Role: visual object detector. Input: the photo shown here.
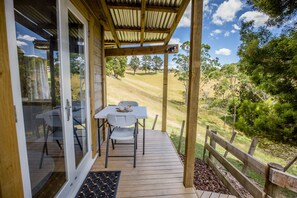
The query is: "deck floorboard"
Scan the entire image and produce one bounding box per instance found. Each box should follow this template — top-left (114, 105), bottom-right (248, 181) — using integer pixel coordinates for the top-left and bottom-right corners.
top-left (91, 130), bottom-right (197, 198)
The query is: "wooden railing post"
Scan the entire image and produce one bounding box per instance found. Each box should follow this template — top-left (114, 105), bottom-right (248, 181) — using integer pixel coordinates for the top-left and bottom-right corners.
top-left (152, 114), bottom-right (158, 130)
top-left (223, 131), bottom-right (237, 157)
top-left (202, 125), bottom-right (209, 162)
top-left (177, 120), bottom-right (185, 154)
top-left (264, 163), bottom-right (284, 197)
top-left (242, 137), bottom-right (258, 174)
top-left (209, 130), bottom-right (217, 161)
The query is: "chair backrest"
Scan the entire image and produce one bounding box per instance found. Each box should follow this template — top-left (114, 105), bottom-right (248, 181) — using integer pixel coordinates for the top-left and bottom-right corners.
top-left (43, 110), bottom-right (62, 128)
top-left (118, 101), bottom-right (139, 107)
top-left (107, 114), bottom-right (137, 127)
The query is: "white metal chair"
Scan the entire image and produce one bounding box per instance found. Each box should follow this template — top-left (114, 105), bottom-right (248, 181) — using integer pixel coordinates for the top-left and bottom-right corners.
top-left (105, 114), bottom-right (137, 168)
top-left (118, 101), bottom-right (139, 107)
top-left (39, 110), bottom-right (82, 168)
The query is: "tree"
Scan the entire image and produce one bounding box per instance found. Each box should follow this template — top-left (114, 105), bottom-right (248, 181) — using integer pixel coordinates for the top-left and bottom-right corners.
top-left (247, 0), bottom-right (297, 26)
top-left (129, 56), bottom-right (140, 75)
top-left (239, 22), bottom-right (297, 109)
top-left (142, 55), bottom-right (152, 73)
top-left (152, 55), bottom-right (163, 73)
top-left (106, 56), bottom-right (127, 78)
top-left (236, 4), bottom-right (297, 144)
top-left (173, 41), bottom-right (220, 104)
top-left (173, 41), bottom-right (190, 104)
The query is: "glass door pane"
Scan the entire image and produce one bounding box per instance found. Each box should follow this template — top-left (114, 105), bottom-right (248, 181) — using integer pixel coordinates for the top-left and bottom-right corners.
top-left (13, 0), bottom-right (66, 197)
top-left (68, 11), bottom-right (89, 167)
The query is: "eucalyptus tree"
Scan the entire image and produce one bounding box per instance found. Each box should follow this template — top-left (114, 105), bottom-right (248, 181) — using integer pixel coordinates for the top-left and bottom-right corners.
top-left (152, 55), bottom-right (163, 73)
top-left (142, 55), bottom-right (152, 73)
top-left (129, 56), bottom-right (140, 75)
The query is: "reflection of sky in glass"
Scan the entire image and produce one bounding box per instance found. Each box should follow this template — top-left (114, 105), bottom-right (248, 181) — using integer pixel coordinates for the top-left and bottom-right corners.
top-left (15, 22), bottom-right (56, 59)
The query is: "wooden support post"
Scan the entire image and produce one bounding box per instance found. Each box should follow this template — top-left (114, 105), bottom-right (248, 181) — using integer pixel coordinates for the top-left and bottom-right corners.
top-left (223, 131), bottom-right (237, 157)
top-left (183, 0), bottom-right (203, 188)
top-left (202, 126), bottom-right (209, 162)
top-left (284, 155), bottom-right (297, 172)
top-left (264, 163), bottom-right (284, 197)
top-left (209, 130), bottom-right (217, 161)
top-left (162, 54), bottom-right (168, 132)
top-left (242, 137), bottom-right (258, 174)
top-left (89, 18), bottom-right (97, 158)
top-left (177, 120), bottom-right (185, 154)
top-left (152, 114), bottom-right (158, 130)
top-left (101, 25), bottom-right (107, 141)
top-left (0, 0), bottom-right (24, 196)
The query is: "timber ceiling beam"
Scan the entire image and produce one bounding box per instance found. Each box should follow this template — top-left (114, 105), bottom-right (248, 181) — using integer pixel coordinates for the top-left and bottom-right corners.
top-left (140, 0), bottom-right (146, 46)
top-left (114, 27), bottom-right (170, 34)
top-left (106, 3), bottom-right (179, 13)
top-left (104, 40), bottom-right (165, 46)
top-left (100, 0), bottom-right (121, 48)
top-left (105, 44), bottom-right (178, 56)
top-left (164, 0), bottom-right (190, 44)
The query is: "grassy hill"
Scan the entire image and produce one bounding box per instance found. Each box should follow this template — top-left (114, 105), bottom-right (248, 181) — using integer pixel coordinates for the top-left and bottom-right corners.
top-left (106, 70), bottom-right (297, 180)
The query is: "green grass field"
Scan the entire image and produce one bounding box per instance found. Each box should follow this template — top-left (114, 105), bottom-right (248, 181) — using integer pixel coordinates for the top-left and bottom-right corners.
top-left (106, 70), bottom-right (297, 182)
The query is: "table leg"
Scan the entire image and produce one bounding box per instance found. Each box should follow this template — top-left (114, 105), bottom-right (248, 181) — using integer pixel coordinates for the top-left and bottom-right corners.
top-left (143, 119), bottom-right (145, 155)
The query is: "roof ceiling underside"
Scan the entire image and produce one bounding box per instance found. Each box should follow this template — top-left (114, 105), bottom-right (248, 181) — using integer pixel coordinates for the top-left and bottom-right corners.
top-left (102, 0), bottom-right (189, 47)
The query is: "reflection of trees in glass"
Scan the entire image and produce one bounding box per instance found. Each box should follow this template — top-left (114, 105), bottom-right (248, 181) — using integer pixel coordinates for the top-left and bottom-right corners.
top-left (18, 47), bottom-right (50, 100)
top-left (70, 53), bottom-right (86, 101)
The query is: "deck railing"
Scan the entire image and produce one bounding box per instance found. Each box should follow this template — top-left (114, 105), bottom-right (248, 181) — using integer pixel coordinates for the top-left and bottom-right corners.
top-left (202, 126), bottom-right (297, 198)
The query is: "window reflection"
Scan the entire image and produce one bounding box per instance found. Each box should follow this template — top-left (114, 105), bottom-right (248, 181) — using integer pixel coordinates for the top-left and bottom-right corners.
top-left (14, 0), bottom-right (66, 197)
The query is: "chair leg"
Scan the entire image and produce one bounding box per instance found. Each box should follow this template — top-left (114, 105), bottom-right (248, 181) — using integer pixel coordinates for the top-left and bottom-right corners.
top-left (111, 139), bottom-right (115, 150)
top-left (134, 136), bottom-right (136, 168)
top-left (56, 140), bottom-right (63, 150)
top-left (105, 131), bottom-right (111, 168)
top-left (39, 127), bottom-right (50, 169)
top-left (74, 128), bottom-right (83, 150)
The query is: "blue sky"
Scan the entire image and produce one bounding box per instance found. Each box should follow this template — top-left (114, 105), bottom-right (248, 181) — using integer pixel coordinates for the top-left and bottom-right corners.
top-left (16, 0), bottom-right (273, 68)
top-left (168, 0), bottom-right (271, 67)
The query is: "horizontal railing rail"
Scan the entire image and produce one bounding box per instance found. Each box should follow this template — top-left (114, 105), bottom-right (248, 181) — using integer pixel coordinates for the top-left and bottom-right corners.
top-left (203, 126), bottom-right (297, 198)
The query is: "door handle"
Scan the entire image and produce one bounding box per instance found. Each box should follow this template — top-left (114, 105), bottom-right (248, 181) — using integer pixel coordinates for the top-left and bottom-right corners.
top-left (65, 99), bottom-right (72, 121)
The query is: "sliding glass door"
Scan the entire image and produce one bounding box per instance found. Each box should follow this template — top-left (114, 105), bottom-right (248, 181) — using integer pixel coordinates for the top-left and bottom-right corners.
top-left (6, 0), bottom-right (92, 197)
top-left (68, 10), bottom-right (89, 168)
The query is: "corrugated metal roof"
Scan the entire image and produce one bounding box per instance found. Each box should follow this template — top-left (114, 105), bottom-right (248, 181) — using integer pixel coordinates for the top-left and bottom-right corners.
top-left (110, 9), bottom-right (141, 27)
top-left (104, 0), bottom-right (188, 46)
top-left (146, 11), bottom-right (176, 29)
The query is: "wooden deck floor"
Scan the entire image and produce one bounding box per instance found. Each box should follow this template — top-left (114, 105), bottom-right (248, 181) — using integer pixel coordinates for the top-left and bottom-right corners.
top-left (91, 130), bottom-right (198, 198)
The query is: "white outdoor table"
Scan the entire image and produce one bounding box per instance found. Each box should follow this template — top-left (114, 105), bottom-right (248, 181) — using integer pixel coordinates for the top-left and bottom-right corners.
top-left (94, 106), bottom-right (148, 156)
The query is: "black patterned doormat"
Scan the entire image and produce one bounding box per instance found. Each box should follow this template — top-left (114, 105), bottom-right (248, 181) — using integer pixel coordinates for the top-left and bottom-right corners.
top-left (76, 171), bottom-right (121, 198)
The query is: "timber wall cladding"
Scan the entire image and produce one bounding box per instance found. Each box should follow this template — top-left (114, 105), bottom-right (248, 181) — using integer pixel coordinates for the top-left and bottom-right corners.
top-left (93, 23), bottom-right (103, 110)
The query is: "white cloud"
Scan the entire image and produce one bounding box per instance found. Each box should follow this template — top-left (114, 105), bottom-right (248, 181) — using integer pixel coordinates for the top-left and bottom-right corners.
top-left (178, 3), bottom-right (191, 27)
top-left (239, 11), bottom-right (269, 27)
top-left (224, 31), bottom-right (230, 37)
top-left (25, 55), bottom-right (42, 58)
top-left (178, 0), bottom-right (213, 28)
top-left (233, 24), bottom-right (241, 30)
top-left (215, 48), bottom-right (231, 56)
top-left (212, 0), bottom-right (243, 25)
top-left (231, 30), bottom-right (236, 33)
top-left (17, 34), bottom-right (36, 42)
top-left (17, 40), bottom-right (27, 47)
top-left (169, 37), bottom-right (183, 47)
top-left (210, 29), bottom-right (222, 37)
top-left (213, 29), bottom-right (222, 34)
